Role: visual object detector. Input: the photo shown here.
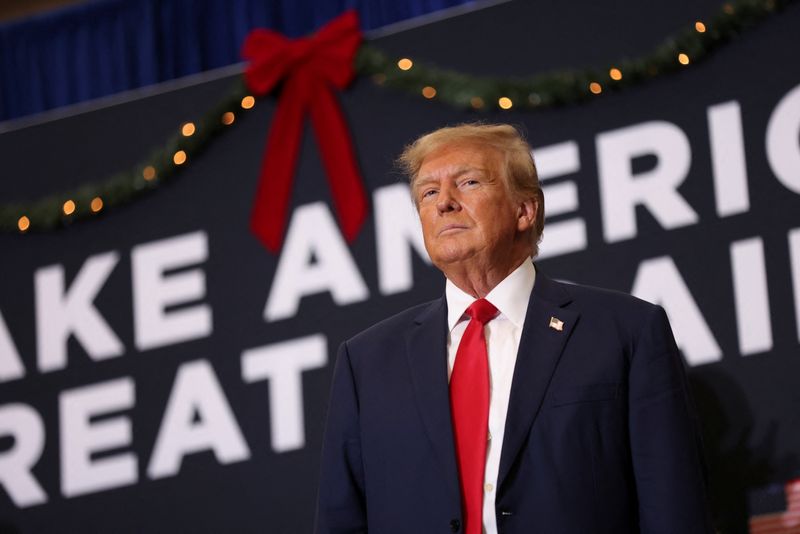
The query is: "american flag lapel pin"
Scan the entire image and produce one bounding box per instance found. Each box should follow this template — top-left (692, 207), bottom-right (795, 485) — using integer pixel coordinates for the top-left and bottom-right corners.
top-left (549, 316), bottom-right (564, 331)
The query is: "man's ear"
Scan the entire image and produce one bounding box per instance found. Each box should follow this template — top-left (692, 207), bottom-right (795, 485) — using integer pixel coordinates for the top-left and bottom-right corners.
top-left (517, 198), bottom-right (537, 232)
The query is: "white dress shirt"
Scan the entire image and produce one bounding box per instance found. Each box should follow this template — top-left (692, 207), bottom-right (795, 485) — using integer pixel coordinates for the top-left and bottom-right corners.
top-left (445, 259), bottom-right (536, 534)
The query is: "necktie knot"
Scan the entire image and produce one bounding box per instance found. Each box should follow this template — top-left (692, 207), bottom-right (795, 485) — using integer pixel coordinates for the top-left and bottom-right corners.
top-left (466, 298), bottom-right (498, 325)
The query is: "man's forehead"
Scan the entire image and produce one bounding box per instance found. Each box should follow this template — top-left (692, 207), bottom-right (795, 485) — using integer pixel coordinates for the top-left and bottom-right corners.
top-left (417, 143), bottom-right (501, 178)
top-left (416, 163), bottom-right (488, 183)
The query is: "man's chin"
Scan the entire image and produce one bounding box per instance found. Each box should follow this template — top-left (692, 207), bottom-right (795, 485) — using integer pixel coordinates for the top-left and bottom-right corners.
top-left (429, 247), bottom-right (478, 269)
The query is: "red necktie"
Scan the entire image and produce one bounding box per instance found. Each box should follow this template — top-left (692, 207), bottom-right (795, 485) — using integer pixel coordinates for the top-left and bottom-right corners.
top-left (450, 298), bottom-right (498, 534)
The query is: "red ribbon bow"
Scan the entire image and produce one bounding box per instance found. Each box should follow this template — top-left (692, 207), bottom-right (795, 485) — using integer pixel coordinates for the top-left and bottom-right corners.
top-left (242, 11), bottom-right (368, 252)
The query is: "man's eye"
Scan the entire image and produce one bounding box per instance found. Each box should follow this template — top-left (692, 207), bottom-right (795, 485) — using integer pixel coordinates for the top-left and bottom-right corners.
top-left (422, 189), bottom-right (437, 198)
top-left (461, 179), bottom-right (479, 187)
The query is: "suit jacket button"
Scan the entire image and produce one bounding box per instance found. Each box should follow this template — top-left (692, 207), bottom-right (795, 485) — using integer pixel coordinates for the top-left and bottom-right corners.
top-left (450, 519), bottom-right (461, 532)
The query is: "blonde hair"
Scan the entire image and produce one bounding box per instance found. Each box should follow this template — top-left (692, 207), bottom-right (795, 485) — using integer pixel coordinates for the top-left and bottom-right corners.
top-left (397, 122), bottom-right (545, 256)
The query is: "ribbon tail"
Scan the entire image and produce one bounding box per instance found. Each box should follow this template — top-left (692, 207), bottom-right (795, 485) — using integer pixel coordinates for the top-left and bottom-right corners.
top-left (310, 86), bottom-right (368, 243)
top-left (250, 76), bottom-right (309, 252)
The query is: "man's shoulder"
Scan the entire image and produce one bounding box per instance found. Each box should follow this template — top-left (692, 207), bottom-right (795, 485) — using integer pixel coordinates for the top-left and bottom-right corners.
top-left (545, 275), bottom-right (662, 324)
top-left (560, 279), bottom-right (654, 309)
top-left (346, 298), bottom-right (443, 348)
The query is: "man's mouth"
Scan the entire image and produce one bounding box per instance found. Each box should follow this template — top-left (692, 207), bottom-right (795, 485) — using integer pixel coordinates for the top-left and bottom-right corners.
top-left (438, 224), bottom-right (469, 236)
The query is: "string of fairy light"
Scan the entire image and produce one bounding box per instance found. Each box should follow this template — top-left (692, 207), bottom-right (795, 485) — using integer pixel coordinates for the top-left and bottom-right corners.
top-left (355, 0), bottom-right (792, 111)
top-left (2, 80), bottom-right (255, 233)
top-left (1, 0), bottom-right (793, 234)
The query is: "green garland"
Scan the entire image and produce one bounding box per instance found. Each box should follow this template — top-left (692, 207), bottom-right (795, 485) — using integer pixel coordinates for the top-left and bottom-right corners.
top-left (0, 78), bottom-right (250, 233)
top-left (0, 0), bottom-right (793, 234)
top-left (357, 0), bottom-right (793, 110)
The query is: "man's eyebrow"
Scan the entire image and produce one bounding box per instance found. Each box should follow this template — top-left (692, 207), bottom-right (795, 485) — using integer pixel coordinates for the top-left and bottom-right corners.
top-left (414, 176), bottom-right (439, 189)
top-left (416, 165), bottom-right (486, 184)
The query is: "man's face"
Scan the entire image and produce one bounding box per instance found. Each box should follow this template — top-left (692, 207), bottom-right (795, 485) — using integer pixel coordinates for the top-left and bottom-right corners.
top-left (414, 142), bottom-right (534, 271)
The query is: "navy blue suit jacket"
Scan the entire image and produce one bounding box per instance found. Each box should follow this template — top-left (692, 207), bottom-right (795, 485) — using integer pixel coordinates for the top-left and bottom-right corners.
top-left (315, 272), bottom-right (713, 533)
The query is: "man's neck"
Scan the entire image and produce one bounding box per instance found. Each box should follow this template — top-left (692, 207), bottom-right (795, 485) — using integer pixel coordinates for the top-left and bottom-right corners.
top-left (442, 253), bottom-right (531, 298)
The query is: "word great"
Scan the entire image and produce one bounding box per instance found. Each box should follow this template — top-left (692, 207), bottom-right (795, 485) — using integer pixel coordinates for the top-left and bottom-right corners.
top-left (0, 336), bottom-right (326, 507)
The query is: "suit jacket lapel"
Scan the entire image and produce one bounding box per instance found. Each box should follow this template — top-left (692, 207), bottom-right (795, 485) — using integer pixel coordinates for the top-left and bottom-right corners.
top-left (405, 297), bottom-right (461, 501)
top-left (497, 272), bottom-right (580, 488)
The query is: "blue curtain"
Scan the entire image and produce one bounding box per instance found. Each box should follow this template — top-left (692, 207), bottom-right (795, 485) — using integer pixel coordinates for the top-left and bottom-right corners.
top-left (0, 0), bottom-right (472, 122)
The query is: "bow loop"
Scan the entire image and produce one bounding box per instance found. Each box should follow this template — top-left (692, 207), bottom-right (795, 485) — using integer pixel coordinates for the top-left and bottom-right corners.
top-left (242, 29), bottom-right (293, 95)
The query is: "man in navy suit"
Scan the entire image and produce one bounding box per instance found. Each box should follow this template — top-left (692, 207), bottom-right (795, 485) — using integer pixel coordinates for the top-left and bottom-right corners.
top-left (315, 123), bottom-right (713, 533)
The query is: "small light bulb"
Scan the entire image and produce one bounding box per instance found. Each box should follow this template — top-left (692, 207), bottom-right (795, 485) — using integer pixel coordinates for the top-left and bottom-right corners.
top-left (18, 216), bottom-right (30, 232)
top-left (397, 58), bottom-right (413, 71)
top-left (221, 112), bottom-right (235, 125)
top-left (422, 86), bottom-right (437, 99)
top-left (678, 53), bottom-right (690, 65)
top-left (695, 21), bottom-right (706, 33)
top-left (143, 166), bottom-right (157, 181)
top-left (91, 197), bottom-right (103, 213)
top-left (589, 82), bottom-right (602, 94)
top-left (173, 150), bottom-right (187, 165)
top-left (609, 68), bottom-right (622, 81)
top-left (63, 200), bottom-right (76, 215)
top-left (241, 96), bottom-right (255, 109)
top-left (181, 122), bottom-right (196, 136)
top-left (470, 97), bottom-right (484, 109)
top-left (498, 97), bottom-right (513, 110)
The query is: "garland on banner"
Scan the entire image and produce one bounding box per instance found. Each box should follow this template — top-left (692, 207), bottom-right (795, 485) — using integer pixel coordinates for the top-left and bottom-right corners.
top-left (2, 80), bottom-right (250, 234)
top-left (356, 0), bottom-right (790, 110)
top-left (0, 0), bottom-right (793, 234)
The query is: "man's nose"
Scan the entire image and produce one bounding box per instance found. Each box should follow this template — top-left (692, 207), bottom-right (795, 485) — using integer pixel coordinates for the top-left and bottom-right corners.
top-left (436, 185), bottom-right (460, 213)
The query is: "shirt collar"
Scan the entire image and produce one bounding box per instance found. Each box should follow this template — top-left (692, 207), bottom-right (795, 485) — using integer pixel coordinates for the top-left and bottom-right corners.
top-left (445, 258), bottom-right (536, 332)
